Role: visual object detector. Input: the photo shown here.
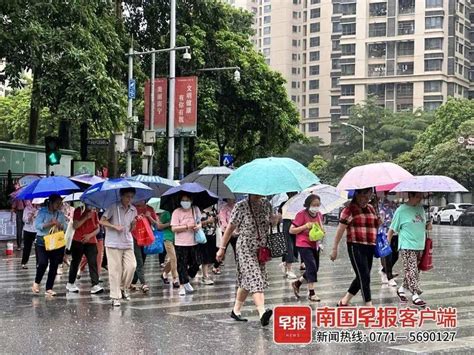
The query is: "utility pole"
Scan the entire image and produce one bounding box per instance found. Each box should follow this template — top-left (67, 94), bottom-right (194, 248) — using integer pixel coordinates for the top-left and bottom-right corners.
top-left (149, 50), bottom-right (155, 175)
top-left (167, 0), bottom-right (176, 180)
top-left (126, 46), bottom-right (133, 177)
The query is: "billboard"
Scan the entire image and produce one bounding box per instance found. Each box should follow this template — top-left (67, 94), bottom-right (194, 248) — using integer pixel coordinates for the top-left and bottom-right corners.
top-left (144, 78), bottom-right (168, 137)
top-left (174, 76), bottom-right (198, 136)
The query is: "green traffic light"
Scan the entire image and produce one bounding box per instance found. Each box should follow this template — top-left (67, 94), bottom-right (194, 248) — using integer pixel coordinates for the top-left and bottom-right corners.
top-left (48, 152), bottom-right (61, 165)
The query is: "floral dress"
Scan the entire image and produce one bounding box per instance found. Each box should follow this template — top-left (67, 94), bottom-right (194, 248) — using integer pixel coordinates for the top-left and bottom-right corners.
top-left (230, 199), bottom-right (272, 293)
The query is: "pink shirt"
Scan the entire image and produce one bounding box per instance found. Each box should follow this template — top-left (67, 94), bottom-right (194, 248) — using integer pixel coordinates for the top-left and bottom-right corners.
top-left (292, 210), bottom-right (323, 249)
top-left (171, 207), bottom-right (201, 246)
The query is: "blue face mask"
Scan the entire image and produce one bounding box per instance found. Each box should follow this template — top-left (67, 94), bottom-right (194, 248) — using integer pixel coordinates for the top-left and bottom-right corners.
top-left (181, 201), bottom-right (192, 209)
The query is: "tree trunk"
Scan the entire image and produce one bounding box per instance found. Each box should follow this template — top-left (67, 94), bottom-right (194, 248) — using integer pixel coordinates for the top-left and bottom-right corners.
top-left (58, 119), bottom-right (71, 149)
top-left (187, 137), bottom-right (195, 173)
top-left (108, 132), bottom-right (118, 178)
top-left (80, 121), bottom-right (88, 160)
top-left (28, 70), bottom-right (41, 145)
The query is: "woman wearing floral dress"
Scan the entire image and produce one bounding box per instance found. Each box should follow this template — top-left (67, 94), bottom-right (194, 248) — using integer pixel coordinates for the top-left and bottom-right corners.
top-left (216, 195), bottom-right (278, 327)
top-left (200, 207), bottom-right (217, 285)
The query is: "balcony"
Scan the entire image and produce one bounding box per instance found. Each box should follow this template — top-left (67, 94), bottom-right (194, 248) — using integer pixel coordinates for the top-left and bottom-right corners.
top-left (398, 0), bottom-right (415, 15)
top-left (368, 64), bottom-right (386, 77)
top-left (369, 24), bottom-right (387, 37)
top-left (369, 3), bottom-right (387, 17)
top-left (397, 62), bottom-right (414, 75)
top-left (398, 21), bottom-right (415, 35)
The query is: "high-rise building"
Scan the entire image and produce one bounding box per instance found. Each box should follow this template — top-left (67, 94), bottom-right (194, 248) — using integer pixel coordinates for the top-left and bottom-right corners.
top-left (226, 0), bottom-right (472, 145)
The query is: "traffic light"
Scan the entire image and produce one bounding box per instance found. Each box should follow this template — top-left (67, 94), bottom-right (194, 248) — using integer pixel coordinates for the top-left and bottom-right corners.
top-left (45, 136), bottom-right (61, 166)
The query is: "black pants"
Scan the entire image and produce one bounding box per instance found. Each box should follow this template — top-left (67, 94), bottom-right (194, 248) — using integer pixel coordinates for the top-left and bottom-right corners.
top-left (21, 231), bottom-right (37, 265)
top-left (298, 247), bottom-right (319, 283)
top-left (214, 236), bottom-right (238, 268)
top-left (16, 210), bottom-right (24, 248)
top-left (282, 220), bottom-right (298, 263)
top-left (35, 245), bottom-right (64, 290)
top-left (68, 241), bottom-right (99, 286)
top-left (132, 240), bottom-right (147, 284)
top-left (381, 235), bottom-right (399, 280)
top-left (347, 243), bottom-right (375, 303)
top-left (175, 245), bottom-right (201, 285)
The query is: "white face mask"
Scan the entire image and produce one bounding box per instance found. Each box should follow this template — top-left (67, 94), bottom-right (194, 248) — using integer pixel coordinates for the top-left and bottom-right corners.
top-left (309, 206), bottom-right (319, 214)
top-left (181, 201), bottom-right (192, 209)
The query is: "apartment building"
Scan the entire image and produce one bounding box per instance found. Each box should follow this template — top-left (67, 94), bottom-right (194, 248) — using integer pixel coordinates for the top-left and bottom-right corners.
top-left (231, 1), bottom-right (472, 144)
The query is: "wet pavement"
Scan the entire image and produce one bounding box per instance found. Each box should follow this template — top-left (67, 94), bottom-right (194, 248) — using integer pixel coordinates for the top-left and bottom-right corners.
top-left (0, 225), bottom-right (473, 354)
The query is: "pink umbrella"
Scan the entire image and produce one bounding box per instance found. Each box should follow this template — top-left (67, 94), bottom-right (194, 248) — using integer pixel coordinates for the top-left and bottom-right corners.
top-left (376, 182), bottom-right (400, 192)
top-left (337, 162), bottom-right (413, 190)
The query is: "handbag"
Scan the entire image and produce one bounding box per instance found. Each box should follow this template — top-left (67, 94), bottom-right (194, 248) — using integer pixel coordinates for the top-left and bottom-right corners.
top-left (309, 222), bottom-right (324, 242)
top-left (215, 224), bottom-right (223, 248)
top-left (64, 219), bottom-right (75, 250)
top-left (249, 200), bottom-right (272, 264)
top-left (267, 224), bottom-right (286, 258)
top-left (144, 229), bottom-right (164, 255)
top-left (132, 216), bottom-right (155, 247)
top-left (374, 228), bottom-right (392, 258)
top-left (418, 237), bottom-right (433, 271)
top-left (44, 227), bottom-right (66, 251)
top-left (192, 207), bottom-right (207, 244)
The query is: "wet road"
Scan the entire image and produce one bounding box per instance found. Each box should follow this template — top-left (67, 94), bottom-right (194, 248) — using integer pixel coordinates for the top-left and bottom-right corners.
top-left (0, 225), bottom-right (473, 354)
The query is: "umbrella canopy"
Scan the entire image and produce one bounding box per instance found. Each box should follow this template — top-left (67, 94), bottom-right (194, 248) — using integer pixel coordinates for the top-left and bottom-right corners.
top-left (376, 183), bottom-right (399, 192)
top-left (16, 176), bottom-right (81, 200)
top-left (181, 166), bottom-right (235, 199)
top-left (127, 174), bottom-right (178, 197)
top-left (63, 192), bottom-right (83, 203)
top-left (147, 198), bottom-right (164, 213)
top-left (282, 184), bottom-right (349, 219)
top-left (32, 197), bottom-right (48, 205)
top-left (81, 178), bottom-right (154, 209)
top-left (70, 174), bottom-right (105, 187)
top-left (390, 175), bottom-right (469, 193)
top-left (336, 162), bottom-right (413, 191)
top-left (18, 175), bottom-right (41, 188)
top-left (160, 182), bottom-right (218, 211)
top-left (270, 193), bottom-right (289, 209)
top-left (224, 157), bottom-right (320, 196)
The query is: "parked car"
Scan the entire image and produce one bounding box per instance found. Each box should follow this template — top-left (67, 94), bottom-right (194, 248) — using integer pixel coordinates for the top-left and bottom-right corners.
top-left (428, 206), bottom-right (442, 224)
top-left (437, 203), bottom-right (474, 225)
top-left (323, 207), bottom-right (341, 224)
top-left (458, 206), bottom-right (474, 226)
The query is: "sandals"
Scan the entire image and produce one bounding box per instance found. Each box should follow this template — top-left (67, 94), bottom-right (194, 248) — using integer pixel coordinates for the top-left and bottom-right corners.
top-left (397, 290), bottom-right (408, 303)
top-left (142, 284), bottom-right (150, 293)
top-left (212, 267), bottom-right (221, 275)
top-left (173, 282), bottom-right (180, 289)
top-left (412, 297), bottom-right (427, 308)
top-left (161, 275), bottom-right (170, 285)
top-left (291, 281), bottom-right (301, 299)
top-left (336, 300), bottom-right (349, 307)
top-left (31, 283), bottom-right (40, 294)
top-left (45, 290), bottom-right (57, 297)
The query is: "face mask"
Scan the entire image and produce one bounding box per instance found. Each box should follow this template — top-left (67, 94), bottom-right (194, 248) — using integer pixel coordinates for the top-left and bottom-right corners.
top-left (181, 201), bottom-right (192, 209)
top-left (309, 207), bottom-right (319, 214)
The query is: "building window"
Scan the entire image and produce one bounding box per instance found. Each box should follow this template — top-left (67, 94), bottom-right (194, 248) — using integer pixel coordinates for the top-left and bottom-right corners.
top-left (342, 23), bottom-right (356, 35)
top-left (369, 2), bottom-right (387, 17)
top-left (311, 0), bottom-right (321, 4)
top-left (456, 41), bottom-right (464, 54)
top-left (309, 51), bottom-right (320, 61)
top-left (332, 59), bottom-right (340, 70)
top-left (264, 26), bottom-right (271, 35)
top-left (397, 103), bottom-right (413, 112)
top-left (293, 11), bottom-right (300, 19)
top-left (309, 65), bottom-right (320, 75)
top-left (340, 105), bottom-right (352, 116)
top-left (369, 23), bottom-right (387, 37)
top-left (263, 48), bottom-right (270, 56)
top-left (332, 40), bottom-right (341, 51)
top-left (291, 95), bottom-right (297, 102)
top-left (341, 85), bottom-right (355, 96)
top-left (308, 122), bottom-right (319, 132)
top-left (425, 59), bottom-right (443, 71)
top-left (341, 43), bottom-right (356, 55)
top-left (264, 15), bottom-right (271, 24)
top-left (264, 5), bottom-right (271, 13)
top-left (424, 101), bottom-right (442, 111)
top-left (308, 108), bottom-right (319, 118)
top-left (310, 37), bottom-right (320, 47)
top-left (397, 62), bottom-right (414, 75)
top-left (368, 43), bottom-right (386, 58)
top-left (292, 39), bottom-right (299, 47)
top-left (368, 84), bottom-right (386, 99)
top-left (310, 8), bottom-right (321, 19)
top-left (331, 96), bottom-right (339, 106)
top-left (424, 80), bottom-right (442, 93)
top-left (425, 0), bottom-right (443, 9)
top-left (396, 83), bottom-right (413, 98)
top-left (397, 41), bottom-right (414, 56)
top-left (331, 77), bottom-right (340, 88)
top-left (398, 20), bottom-right (415, 35)
top-left (291, 81), bottom-right (300, 89)
top-left (265, 58), bottom-right (270, 65)
top-left (425, 16), bottom-right (443, 30)
top-left (399, 0), bottom-right (415, 14)
top-left (309, 80), bottom-right (319, 90)
top-left (263, 37), bottom-right (271, 45)
top-left (341, 64), bottom-right (355, 76)
top-left (292, 67), bottom-right (298, 75)
top-left (292, 53), bottom-right (298, 61)
top-left (333, 22), bottom-right (342, 33)
top-left (310, 22), bottom-right (320, 33)
top-left (341, 3), bottom-right (356, 15)
top-left (333, 3), bottom-right (341, 14)
top-left (368, 64), bottom-right (386, 76)
top-left (292, 25), bottom-right (298, 33)
top-left (309, 94), bottom-right (319, 104)
top-left (425, 37), bottom-right (443, 50)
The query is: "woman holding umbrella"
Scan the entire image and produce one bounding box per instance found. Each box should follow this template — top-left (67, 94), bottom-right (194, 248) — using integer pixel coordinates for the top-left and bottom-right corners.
top-left (33, 194), bottom-right (68, 296)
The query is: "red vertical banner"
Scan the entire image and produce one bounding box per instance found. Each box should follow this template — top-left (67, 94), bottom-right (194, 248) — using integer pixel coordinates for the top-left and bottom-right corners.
top-left (174, 76), bottom-right (198, 136)
top-left (144, 78), bottom-right (168, 136)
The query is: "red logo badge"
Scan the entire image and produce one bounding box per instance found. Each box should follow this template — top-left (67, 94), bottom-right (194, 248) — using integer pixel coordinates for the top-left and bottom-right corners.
top-left (274, 306), bottom-right (312, 344)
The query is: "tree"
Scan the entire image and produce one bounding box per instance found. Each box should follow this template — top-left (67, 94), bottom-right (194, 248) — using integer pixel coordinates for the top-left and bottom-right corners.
top-left (124, 0), bottom-right (302, 166)
top-left (195, 139), bottom-right (220, 169)
top-left (307, 155), bottom-right (327, 176)
top-left (283, 137), bottom-right (324, 166)
top-left (1, 0), bottom-right (128, 145)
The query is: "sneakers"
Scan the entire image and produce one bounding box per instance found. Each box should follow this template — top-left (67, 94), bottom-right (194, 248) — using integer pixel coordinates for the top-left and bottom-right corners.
top-left (286, 271), bottom-right (297, 279)
top-left (121, 290), bottom-right (130, 300)
top-left (381, 273), bottom-right (388, 284)
top-left (184, 283), bottom-right (194, 292)
top-left (388, 279), bottom-right (397, 287)
top-left (90, 285), bottom-right (104, 294)
top-left (111, 298), bottom-right (121, 307)
top-left (279, 262), bottom-right (286, 274)
top-left (21, 264), bottom-right (28, 269)
top-left (202, 277), bottom-right (214, 285)
top-left (179, 288), bottom-right (186, 296)
top-left (308, 293), bottom-right (321, 302)
top-left (66, 283), bottom-right (80, 293)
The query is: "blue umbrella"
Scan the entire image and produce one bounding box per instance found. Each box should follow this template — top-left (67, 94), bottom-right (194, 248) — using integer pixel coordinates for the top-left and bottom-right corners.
top-left (224, 157), bottom-right (320, 196)
top-left (127, 174), bottom-right (178, 196)
top-left (16, 176), bottom-right (81, 200)
top-left (81, 178), bottom-right (154, 209)
top-left (160, 182), bottom-right (218, 211)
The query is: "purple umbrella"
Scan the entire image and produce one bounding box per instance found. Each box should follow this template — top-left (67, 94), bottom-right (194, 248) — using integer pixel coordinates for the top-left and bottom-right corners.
top-left (390, 175), bottom-right (468, 193)
top-left (160, 182), bottom-right (218, 212)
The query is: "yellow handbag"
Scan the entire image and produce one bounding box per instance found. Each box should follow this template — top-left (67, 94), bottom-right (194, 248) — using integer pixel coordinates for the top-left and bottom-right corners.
top-left (44, 227), bottom-right (66, 251)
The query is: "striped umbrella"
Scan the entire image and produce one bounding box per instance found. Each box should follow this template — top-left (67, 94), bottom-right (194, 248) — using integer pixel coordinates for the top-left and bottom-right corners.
top-left (127, 175), bottom-right (178, 196)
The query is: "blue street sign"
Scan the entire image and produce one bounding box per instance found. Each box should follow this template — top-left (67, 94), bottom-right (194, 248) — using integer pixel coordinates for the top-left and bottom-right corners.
top-left (128, 79), bottom-right (136, 99)
top-left (222, 153), bottom-right (234, 167)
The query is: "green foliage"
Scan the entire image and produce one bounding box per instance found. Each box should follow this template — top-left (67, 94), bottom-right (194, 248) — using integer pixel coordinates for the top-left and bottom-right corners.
top-left (195, 139), bottom-right (220, 169)
top-left (283, 137), bottom-right (323, 166)
top-left (307, 155), bottom-right (327, 176)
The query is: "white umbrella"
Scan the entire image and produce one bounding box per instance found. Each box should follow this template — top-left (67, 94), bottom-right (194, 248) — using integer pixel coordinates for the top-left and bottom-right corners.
top-left (63, 192), bottom-right (83, 202)
top-left (271, 193), bottom-right (289, 208)
top-left (282, 184), bottom-right (349, 219)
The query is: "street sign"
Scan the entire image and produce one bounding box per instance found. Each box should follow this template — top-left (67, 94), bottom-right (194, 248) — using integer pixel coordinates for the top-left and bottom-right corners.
top-left (128, 79), bottom-right (136, 99)
top-left (222, 153), bottom-right (234, 167)
top-left (87, 138), bottom-right (109, 146)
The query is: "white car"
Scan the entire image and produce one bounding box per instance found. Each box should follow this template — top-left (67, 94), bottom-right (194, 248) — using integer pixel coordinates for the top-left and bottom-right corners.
top-left (428, 206), bottom-right (442, 224)
top-left (437, 203), bottom-right (473, 225)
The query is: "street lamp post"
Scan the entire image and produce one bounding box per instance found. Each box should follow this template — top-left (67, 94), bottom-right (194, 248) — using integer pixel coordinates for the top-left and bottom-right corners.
top-left (341, 122), bottom-right (365, 151)
top-left (168, 0), bottom-right (177, 181)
